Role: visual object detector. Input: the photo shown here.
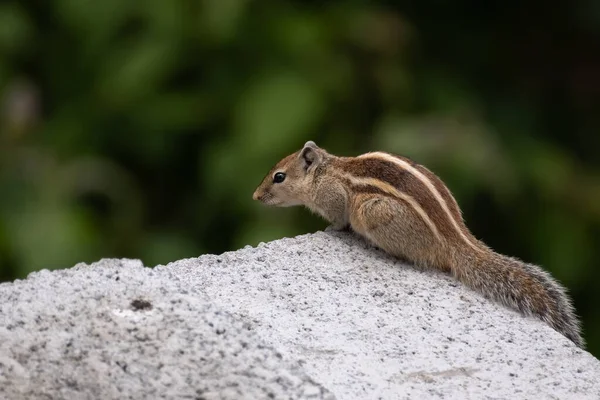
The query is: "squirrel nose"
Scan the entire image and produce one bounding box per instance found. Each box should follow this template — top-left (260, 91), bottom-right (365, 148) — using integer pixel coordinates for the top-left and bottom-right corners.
top-left (252, 190), bottom-right (261, 201)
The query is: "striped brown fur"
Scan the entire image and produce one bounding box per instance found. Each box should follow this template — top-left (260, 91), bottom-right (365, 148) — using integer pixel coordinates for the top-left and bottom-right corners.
top-left (252, 141), bottom-right (584, 348)
top-left (335, 156), bottom-right (463, 243)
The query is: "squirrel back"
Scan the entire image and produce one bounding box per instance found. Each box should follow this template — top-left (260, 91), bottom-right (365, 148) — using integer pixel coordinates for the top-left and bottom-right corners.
top-left (253, 141), bottom-right (584, 348)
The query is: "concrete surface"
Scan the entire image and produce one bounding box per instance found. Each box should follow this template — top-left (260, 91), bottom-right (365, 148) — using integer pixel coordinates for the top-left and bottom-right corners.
top-left (1, 229), bottom-right (599, 400)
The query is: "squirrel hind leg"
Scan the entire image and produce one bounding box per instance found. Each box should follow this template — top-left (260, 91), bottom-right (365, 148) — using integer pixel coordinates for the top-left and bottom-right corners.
top-left (349, 194), bottom-right (446, 271)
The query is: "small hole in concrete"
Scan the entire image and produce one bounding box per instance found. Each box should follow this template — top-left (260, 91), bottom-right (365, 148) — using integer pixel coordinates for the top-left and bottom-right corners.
top-left (131, 298), bottom-right (153, 311)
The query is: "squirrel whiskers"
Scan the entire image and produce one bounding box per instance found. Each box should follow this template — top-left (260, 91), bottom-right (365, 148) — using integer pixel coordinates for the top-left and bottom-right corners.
top-left (252, 141), bottom-right (584, 348)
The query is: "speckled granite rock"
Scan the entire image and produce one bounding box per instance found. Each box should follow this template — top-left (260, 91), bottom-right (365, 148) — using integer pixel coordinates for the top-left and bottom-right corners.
top-left (1, 230), bottom-right (599, 399)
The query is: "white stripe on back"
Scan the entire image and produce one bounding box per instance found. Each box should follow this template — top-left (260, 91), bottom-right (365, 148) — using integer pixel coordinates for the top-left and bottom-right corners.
top-left (357, 152), bottom-right (481, 252)
top-left (337, 172), bottom-right (442, 242)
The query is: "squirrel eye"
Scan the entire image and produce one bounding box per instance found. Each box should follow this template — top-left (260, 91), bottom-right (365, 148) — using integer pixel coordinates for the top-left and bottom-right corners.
top-left (273, 172), bottom-right (286, 183)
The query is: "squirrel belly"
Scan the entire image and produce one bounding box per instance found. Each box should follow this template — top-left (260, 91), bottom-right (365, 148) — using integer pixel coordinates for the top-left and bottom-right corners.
top-left (252, 140), bottom-right (585, 348)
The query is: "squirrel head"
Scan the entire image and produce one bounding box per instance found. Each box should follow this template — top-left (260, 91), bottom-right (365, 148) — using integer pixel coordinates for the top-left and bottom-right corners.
top-left (252, 141), bottom-right (329, 207)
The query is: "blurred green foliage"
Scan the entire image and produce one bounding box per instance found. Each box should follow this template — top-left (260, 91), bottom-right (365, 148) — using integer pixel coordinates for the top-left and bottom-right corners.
top-left (1, 1), bottom-right (599, 356)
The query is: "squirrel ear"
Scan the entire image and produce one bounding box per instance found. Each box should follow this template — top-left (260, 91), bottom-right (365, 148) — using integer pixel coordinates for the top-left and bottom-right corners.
top-left (303, 140), bottom-right (318, 149)
top-left (300, 141), bottom-right (322, 171)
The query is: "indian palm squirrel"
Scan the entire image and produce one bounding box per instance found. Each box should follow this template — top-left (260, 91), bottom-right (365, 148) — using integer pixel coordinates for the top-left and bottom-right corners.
top-left (252, 141), bottom-right (584, 348)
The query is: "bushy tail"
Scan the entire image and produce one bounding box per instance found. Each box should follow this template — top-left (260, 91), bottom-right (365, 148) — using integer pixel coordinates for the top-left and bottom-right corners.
top-left (454, 251), bottom-right (584, 348)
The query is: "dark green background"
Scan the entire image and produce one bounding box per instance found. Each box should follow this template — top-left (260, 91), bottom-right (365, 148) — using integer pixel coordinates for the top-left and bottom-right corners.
top-left (1, 1), bottom-right (599, 357)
